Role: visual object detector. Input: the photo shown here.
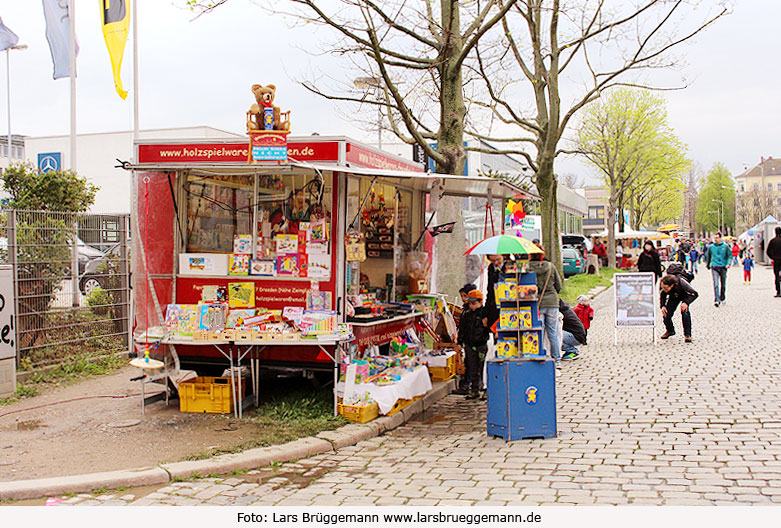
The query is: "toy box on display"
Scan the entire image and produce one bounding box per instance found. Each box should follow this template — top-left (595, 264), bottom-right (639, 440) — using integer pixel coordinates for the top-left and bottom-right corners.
top-left (336, 331), bottom-right (434, 421)
top-left (487, 260), bottom-right (557, 441)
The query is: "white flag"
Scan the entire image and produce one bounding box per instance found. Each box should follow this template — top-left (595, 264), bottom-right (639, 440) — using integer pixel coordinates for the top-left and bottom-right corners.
top-left (0, 17), bottom-right (19, 51)
top-left (42, 0), bottom-right (79, 79)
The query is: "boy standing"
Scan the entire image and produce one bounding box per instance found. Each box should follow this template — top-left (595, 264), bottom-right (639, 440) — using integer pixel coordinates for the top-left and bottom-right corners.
top-left (457, 289), bottom-right (490, 399)
top-left (454, 283), bottom-right (477, 395)
top-left (743, 252), bottom-right (754, 284)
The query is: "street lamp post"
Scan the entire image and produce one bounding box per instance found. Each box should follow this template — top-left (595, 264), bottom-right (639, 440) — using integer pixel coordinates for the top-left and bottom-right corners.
top-left (5, 43), bottom-right (27, 166)
top-left (353, 76), bottom-right (383, 148)
top-left (711, 198), bottom-right (724, 234)
top-left (722, 184), bottom-right (737, 235)
top-left (707, 210), bottom-right (719, 236)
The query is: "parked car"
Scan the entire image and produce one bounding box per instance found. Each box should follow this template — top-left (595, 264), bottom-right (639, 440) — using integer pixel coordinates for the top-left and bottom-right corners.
top-left (562, 234), bottom-right (592, 255)
top-left (79, 243), bottom-right (121, 296)
top-left (562, 247), bottom-right (587, 277)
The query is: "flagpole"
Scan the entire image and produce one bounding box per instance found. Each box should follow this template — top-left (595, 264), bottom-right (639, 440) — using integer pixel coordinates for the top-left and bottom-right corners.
top-left (132, 0), bottom-right (139, 158)
top-left (69, 0), bottom-right (76, 171)
top-left (6, 50), bottom-right (9, 166)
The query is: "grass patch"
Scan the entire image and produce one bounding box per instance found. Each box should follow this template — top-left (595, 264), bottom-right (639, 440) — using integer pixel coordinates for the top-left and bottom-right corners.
top-left (0, 383), bottom-right (40, 405)
top-left (560, 267), bottom-right (623, 305)
top-left (178, 376), bottom-right (347, 463)
top-left (25, 353), bottom-right (127, 385)
top-left (0, 352), bottom-right (127, 406)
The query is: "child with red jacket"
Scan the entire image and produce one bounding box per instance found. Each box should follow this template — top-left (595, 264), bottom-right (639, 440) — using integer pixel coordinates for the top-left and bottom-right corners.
top-left (573, 295), bottom-right (594, 343)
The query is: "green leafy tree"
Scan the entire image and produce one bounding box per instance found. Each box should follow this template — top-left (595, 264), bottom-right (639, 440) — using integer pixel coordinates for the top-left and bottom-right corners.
top-left (468, 0), bottom-right (725, 273)
top-left (2, 162), bottom-right (96, 212)
top-left (576, 88), bottom-right (689, 267)
top-left (631, 168), bottom-right (686, 229)
top-left (695, 162), bottom-right (735, 234)
top-left (1, 163), bottom-right (97, 353)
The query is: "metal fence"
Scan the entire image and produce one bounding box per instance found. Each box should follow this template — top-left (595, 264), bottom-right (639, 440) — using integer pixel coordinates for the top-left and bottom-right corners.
top-left (0, 210), bottom-right (130, 370)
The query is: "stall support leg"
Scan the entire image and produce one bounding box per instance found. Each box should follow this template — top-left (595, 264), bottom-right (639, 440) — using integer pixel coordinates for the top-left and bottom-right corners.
top-left (327, 344), bottom-right (340, 416)
top-left (254, 346), bottom-right (266, 408)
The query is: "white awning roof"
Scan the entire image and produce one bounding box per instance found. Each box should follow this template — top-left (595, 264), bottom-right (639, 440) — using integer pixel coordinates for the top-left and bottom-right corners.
top-left (124, 160), bottom-right (540, 201)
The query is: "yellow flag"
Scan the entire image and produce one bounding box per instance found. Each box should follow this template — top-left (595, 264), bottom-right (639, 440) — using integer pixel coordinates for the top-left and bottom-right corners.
top-left (101, 0), bottom-right (129, 99)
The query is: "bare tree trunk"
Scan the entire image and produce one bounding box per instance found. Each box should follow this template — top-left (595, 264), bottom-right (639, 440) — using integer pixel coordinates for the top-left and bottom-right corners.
top-left (536, 156), bottom-right (561, 274)
top-left (617, 191), bottom-right (626, 232)
top-left (607, 189), bottom-right (618, 268)
top-left (436, 2), bottom-right (466, 175)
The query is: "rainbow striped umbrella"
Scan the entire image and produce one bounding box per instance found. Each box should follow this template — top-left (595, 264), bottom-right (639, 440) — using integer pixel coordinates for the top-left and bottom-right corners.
top-left (465, 234), bottom-right (543, 256)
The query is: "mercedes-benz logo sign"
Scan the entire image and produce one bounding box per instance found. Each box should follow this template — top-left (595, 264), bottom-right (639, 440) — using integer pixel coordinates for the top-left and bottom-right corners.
top-left (40, 156), bottom-right (58, 173)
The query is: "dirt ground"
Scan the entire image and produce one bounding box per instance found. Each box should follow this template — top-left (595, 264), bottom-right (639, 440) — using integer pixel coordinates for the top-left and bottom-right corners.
top-left (0, 366), bottom-right (262, 482)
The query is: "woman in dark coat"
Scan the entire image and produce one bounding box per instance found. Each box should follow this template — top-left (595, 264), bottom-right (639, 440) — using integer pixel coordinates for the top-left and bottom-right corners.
top-left (637, 240), bottom-right (663, 281)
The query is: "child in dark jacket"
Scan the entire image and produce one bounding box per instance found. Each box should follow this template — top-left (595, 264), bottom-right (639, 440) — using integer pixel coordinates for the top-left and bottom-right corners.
top-left (457, 289), bottom-right (490, 399)
top-left (454, 283), bottom-right (477, 395)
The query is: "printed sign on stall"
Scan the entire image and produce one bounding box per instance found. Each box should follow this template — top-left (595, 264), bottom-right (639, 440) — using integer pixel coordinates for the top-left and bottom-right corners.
top-left (250, 132), bottom-right (289, 162)
top-left (614, 272), bottom-right (656, 327)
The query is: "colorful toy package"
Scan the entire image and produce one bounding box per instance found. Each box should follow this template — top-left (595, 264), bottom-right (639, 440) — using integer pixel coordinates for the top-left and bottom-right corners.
top-left (228, 282), bottom-right (255, 308)
top-left (339, 360), bottom-right (370, 384)
top-left (299, 310), bottom-right (337, 335)
top-left (164, 304), bottom-right (199, 337)
top-left (227, 309), bottom-right (256, 330)
top-left (198, 303), bottom-right (228, 331)
top-left (243, 309), bottom-right (282, 326)
top-left (517, 284), bottom-right (538, 300)
top-left (229, 254), bottom-right (250, 275)
top-left (522, 331), bottom-right (540, 356)
top-left (495, 279), bottom-right (518, 301)
top-left (497, 338), bottom-right (519, 358)
top-left (233, 234), bottom-right (253, 255)
top-left (498, 307), bottom-right (532, 330)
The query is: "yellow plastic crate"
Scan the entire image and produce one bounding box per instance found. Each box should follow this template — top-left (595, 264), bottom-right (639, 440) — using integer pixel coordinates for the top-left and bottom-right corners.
top-left (386, 394), bottom-right (423, 416)
top-left (338, 401), bottom-right (379, 423)
top-left (428, 354), bottom-right (456, 381)
top-left (179, 376), bottom-right (246, 414)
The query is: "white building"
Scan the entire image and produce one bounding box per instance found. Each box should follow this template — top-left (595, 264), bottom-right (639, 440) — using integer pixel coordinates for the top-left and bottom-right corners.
top-left (0, 134), bottom-right (27, 170)
top-left (23, 126), bottom-right (244, 214)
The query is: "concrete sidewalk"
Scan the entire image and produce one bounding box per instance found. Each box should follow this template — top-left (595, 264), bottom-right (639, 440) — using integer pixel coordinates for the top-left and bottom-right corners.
top-left (0, 378), bottom-right (454, 501)
top-left (58, 264), bottom-right (781, 507)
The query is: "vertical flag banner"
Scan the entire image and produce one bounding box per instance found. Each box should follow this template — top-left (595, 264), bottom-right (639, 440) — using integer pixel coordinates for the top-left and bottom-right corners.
top-left (42, 0), bottom-right (78, 79)
top-left (0, 17), bottom-right (19, 51)
top-left (101, 0), bottom-right (130, 99)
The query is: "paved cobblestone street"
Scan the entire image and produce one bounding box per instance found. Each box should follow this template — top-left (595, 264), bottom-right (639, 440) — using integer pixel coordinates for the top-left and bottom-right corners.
top-left (58, 266), bottom-right (781, 506)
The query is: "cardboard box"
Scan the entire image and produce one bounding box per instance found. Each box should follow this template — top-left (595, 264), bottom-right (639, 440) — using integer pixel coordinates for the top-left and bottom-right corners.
top-left (179, 253), bottom-right (229, 276)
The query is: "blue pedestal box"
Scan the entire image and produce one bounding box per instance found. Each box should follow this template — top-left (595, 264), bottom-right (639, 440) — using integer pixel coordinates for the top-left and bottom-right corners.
top-left (486, 359), bottom-right (557, 441)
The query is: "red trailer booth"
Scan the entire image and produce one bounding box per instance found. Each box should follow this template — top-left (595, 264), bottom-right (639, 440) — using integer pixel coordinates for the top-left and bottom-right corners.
top-left (127, 135), bottom-right (531, 414)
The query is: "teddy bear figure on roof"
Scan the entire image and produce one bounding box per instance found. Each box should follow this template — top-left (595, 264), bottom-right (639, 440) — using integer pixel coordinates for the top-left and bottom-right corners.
top-left (246, 84), bottom-right (291, 132)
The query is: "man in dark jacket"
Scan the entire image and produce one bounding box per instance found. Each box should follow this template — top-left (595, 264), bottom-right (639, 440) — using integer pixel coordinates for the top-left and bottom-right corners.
top-left (659, 274), bottom-right (699, 343)
top-left (485, 255), bottom-right (505, 331)
top-left (637, 240), bottom-right (663, 280)
top-left (767, 226), bottom-right (781, 298)
top-left (559, 299), bottom-right (586, 360)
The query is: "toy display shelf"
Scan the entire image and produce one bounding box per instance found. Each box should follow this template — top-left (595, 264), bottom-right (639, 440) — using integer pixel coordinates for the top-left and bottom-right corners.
top-left (495, 267), bottom-right (546, 360)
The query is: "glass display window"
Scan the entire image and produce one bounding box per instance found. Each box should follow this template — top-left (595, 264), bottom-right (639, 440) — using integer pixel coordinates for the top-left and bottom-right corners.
top-left (185, 174), bottom-right (253, 253)
top-left (183, 171), bottom-right (333, 279)
top-left (255, 173), bottom-right (333, 263)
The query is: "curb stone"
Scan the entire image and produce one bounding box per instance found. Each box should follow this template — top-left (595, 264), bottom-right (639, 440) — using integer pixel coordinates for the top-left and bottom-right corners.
top-left (0, 378), bottom-right (455, 501)
top-left (0, 467), bottom-right (169, 501)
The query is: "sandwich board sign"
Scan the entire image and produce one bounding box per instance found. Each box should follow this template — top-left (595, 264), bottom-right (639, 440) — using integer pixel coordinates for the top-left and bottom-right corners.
top-left (0, 265), bottom-right (15, 397)
top-left (613, 272), bottom-right (656, 345)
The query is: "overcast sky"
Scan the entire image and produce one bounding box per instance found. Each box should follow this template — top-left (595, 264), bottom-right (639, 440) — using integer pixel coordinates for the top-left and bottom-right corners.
top-left (0, 1), bottom-right (775, 182)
